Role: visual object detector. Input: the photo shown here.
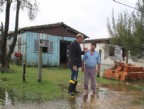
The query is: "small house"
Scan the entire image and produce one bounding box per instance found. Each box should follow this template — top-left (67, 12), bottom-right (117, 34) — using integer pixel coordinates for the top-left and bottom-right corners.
top-left (8, 22), bottom-right (88, 66)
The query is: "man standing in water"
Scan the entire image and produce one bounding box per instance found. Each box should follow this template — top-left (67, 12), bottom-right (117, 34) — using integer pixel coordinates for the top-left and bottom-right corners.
top-left (82, 42), bottom-right (101, 96)
top-left (68, 33), bottom-right (84, 97)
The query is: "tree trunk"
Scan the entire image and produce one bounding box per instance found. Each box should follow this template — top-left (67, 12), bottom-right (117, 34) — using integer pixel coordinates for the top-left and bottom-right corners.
top-left (1, 0), bottom-right (11, 70)
top-left (6, 0), bottom-right (20, 68)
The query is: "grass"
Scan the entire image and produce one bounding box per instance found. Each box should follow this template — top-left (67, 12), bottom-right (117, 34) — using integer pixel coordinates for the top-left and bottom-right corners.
top-left (0, 64), bottom-right (144, 102)
top-left (0, 65), bottom-right (74, 102)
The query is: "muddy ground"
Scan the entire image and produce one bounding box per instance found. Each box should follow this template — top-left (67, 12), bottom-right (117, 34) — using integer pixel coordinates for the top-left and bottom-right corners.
top-left (0, 64), bottom-right (144, 109)
top-left (1, 82), bottom-right (144, 109)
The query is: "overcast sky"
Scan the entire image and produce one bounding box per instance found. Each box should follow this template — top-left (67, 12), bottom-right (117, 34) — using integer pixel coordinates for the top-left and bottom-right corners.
top-left (1, 0), bottom-right (137, 39)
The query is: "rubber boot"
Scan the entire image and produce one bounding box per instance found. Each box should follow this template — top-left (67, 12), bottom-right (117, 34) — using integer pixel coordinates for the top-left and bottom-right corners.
top-left (68, 83), bottom-right (75, 97)
top-left (73, 81), bottom-right (80, 93)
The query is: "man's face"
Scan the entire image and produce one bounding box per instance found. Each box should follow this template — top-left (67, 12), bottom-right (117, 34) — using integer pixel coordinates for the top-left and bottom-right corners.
top-left (91, 44), bottom-right (96, 51)
top-left (78, 36), bottom-right (84, 43)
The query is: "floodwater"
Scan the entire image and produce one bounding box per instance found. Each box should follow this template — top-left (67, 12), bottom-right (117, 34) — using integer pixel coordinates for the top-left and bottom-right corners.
top-left (0, 83), bottom-right (144, 109)
top-left (0, 64), bottom-right (144, 109)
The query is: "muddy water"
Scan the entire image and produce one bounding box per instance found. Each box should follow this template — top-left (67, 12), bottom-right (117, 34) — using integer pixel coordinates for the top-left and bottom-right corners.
top-left (0, 64), bottom-right (144, 109)
top-left (0, 84), bottom-right (144, 109)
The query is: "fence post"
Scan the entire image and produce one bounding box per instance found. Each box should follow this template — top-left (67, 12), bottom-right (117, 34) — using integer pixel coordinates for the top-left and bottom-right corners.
top-left (22, 63), bottom-right (26, 82)
top-left (38, 45), bottom-right (42, 82)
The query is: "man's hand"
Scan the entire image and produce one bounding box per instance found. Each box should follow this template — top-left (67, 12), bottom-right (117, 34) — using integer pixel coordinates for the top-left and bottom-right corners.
top-left (97, 64), bottom-right (101, 77)
top-left (96, 69), bottom-right (100, 77)
top-left (84, 48), bottom-right (88, 53)
top-left (73, 66), bottom-right (78, 71)
top-left (81, 63), bottom-right (84, 72)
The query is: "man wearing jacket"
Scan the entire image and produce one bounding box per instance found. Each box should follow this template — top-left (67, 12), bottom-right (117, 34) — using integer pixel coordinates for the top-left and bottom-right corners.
top-left (68, 33), bottom-right (84, 97)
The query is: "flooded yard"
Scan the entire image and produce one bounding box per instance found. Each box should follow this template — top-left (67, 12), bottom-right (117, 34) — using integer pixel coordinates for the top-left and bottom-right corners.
top-left (0, 83), bottom-right (144, 109)
top-left (0, 64), bottom-right (144, 109)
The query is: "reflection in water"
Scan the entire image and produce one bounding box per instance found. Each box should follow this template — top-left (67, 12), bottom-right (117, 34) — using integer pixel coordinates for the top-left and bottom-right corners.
top-left (0, 88), bottom-right (5, 104)
top-left (0, 88), bottom-right (15, 108)
top-left (0, 84), bottom-right (144, 109)
top-left (83, 94), bottom-right (88, 103)
top-left (68, 97), bottom-right (77, 109)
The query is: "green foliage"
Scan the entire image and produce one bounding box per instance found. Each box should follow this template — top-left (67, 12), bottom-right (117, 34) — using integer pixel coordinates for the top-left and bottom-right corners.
top-left (107, 11), bottom-right (133, 53)
top-left (19, 0), bottom-right (39, 20)
top-left (107, 1), bottom-right (144, 56)
top-left (0, 99), bottom-right (2, 105)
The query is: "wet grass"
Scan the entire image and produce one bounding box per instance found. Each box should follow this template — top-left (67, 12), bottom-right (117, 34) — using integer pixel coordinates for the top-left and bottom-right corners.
top-left (97, 77), bottom-right (120, 84)
top-left (97, 77), bottom-right (144, 91)
top-left (0, 64), bottom-right (144, 102)
top-left (0, 65), bottom-right (73, 102)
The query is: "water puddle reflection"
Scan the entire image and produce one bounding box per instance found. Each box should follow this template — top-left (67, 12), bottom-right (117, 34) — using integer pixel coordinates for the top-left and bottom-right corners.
top-left (0, 83), bottom-right (144, 109)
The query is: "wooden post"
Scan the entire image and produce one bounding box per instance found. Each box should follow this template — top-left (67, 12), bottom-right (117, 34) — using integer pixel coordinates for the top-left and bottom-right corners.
top-left (22, 63), bottom-right (26, 82)
top-left (38, 45), bottom-right (42, 82)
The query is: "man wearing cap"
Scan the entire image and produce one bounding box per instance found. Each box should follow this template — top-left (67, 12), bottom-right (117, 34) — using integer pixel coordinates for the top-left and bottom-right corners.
top-left (68, 33), bottom-right (84, 97)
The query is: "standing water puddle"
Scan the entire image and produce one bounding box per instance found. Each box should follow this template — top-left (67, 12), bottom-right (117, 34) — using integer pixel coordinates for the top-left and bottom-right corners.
top-left (0, 83), bottom-right (144, 109)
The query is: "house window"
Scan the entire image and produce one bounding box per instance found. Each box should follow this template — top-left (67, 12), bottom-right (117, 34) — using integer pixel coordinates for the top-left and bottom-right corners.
top-left (34, 39), bottom-right (53, 53)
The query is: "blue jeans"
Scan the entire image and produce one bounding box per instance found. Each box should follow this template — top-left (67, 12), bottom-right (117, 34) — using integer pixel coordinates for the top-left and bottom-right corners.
top-left (70, 68), bottom-right (78, 81)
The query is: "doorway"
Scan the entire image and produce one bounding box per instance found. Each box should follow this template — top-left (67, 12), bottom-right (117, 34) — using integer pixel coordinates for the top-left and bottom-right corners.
top-left (60, 41), bottom-right (71, 66)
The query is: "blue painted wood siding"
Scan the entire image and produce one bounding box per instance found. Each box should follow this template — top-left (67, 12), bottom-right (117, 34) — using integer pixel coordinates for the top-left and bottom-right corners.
top-left (10, 33), bottom-right (27, 60)
top-left (24, 32), bottom-right (75, 66)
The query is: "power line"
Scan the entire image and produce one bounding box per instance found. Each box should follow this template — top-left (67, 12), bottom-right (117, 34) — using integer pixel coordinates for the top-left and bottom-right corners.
top-left (113, 0), bottom-right (138, 10)
top-left (113, 0), bottom-right (144, 14)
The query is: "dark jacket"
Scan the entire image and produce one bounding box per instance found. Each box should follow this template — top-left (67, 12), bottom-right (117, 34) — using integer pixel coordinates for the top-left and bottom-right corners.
top-left (68, 40), bottom-right (84, 68)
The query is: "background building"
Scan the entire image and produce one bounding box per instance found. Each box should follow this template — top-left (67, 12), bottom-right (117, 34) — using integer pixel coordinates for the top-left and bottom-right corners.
top-left (8, 22), bottom-right (88, 66)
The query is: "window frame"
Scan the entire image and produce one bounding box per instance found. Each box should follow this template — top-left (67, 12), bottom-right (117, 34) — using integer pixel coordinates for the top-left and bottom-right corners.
top-left (34, 39), bottom-right (53, 54)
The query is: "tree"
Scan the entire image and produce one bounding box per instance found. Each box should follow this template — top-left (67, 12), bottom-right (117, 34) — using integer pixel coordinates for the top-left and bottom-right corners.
top-left (0, 0), bottom-right (38, 70)
top-left (6, 0), bottom-right (38, 68)
top-left (0, 0), bottom-right (5, 12)
top-left (107, 11), bottom-right (133, 52)
top-left (132, 0), bottom-right (144, 56)
top-left (1, 0), bottom-right (12, 71)
top-left (107, 0), bottom-right (144, 57)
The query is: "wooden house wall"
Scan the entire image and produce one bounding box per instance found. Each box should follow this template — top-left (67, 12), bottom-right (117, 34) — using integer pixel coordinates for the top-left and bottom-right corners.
top-left (17, 32), bottom-right (75, 66)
